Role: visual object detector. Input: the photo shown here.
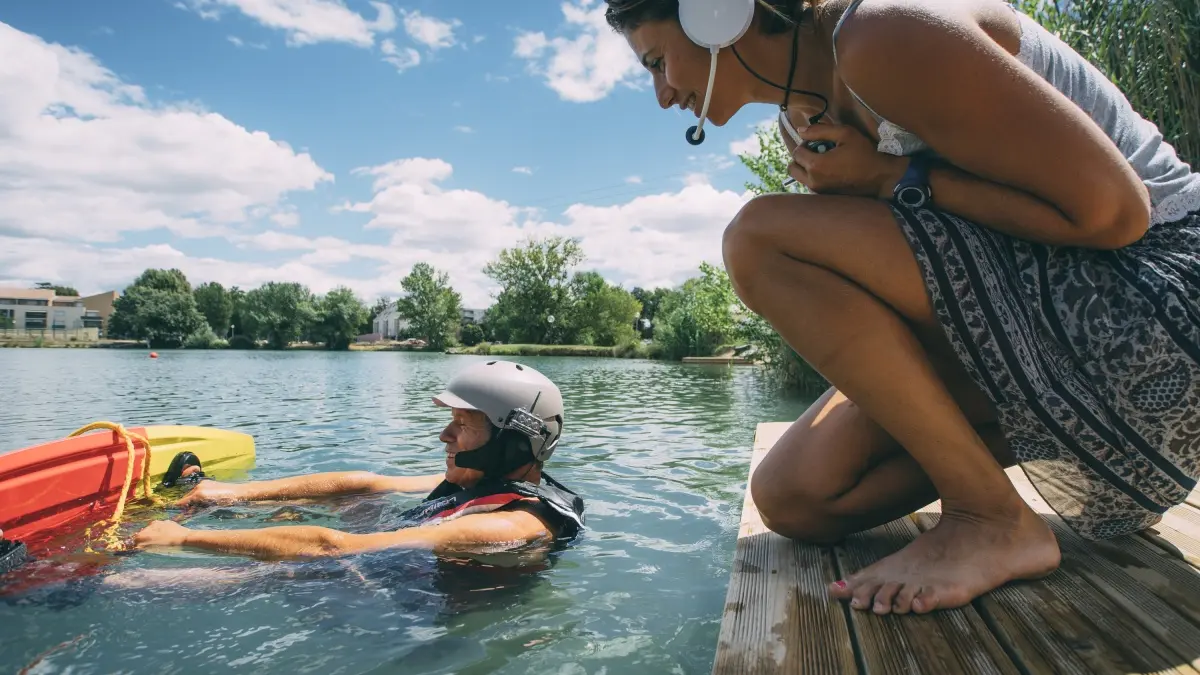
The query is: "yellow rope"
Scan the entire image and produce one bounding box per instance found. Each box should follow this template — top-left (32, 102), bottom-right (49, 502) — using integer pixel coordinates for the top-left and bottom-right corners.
top-left (68, 421), bottom-right (164, 552)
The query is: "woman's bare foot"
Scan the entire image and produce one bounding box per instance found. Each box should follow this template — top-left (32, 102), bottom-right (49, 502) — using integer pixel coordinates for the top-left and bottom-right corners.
top-left (829, 498), bottom-right (1060, 614)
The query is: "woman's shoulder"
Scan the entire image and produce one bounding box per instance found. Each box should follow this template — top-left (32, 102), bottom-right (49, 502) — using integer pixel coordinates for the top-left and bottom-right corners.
top-left (832, 0), bottom-right (1022, 62)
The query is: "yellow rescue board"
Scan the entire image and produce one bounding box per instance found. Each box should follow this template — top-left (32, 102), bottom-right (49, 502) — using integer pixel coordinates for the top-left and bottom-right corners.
top-left (141, 425), bottom-right (256, 482)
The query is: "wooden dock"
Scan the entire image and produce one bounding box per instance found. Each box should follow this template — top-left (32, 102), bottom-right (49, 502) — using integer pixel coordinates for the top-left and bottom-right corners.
top-left (682, 356), bottom-right (754, 365)
top-left (713, 422), bottom-right (1200, 675)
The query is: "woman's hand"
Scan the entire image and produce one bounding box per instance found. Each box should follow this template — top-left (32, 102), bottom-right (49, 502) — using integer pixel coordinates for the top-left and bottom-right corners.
top-left (780, 120), bottom-right (908, 200)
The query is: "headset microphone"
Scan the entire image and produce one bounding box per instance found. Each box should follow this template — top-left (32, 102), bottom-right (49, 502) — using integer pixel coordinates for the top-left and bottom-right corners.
top-left (677, 0), bottom-right (834, 154)
top-left (678, 0), bottom-right (755, 145)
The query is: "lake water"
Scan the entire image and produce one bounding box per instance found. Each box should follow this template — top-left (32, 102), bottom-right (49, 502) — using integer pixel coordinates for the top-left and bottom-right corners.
top-left (0, 349), bottom-right (811, 674)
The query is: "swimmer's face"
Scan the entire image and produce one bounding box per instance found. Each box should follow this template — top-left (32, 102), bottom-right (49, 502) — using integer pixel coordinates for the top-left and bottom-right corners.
top-left (439, 408), bottom-right (492, 486)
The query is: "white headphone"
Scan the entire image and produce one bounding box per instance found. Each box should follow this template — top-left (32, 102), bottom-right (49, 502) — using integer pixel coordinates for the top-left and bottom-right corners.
top-left (677, 0), bottom-right (757, 145)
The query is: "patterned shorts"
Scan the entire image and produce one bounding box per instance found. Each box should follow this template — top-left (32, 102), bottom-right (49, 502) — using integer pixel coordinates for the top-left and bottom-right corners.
top-left (891, 206), bottom-right (1200, 540)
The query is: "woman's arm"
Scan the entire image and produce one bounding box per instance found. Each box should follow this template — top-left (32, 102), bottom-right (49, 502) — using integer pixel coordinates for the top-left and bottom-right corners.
top-left (175, 471), bottom-right (446, 506)
top-left (133, 511), bottom-right (552, 560)
top-left (832, 0), bottom-right (1151, 249)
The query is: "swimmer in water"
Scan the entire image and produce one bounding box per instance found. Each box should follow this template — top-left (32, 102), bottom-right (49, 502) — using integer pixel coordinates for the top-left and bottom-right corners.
top-left (131, 360), bottom-right (585, 561)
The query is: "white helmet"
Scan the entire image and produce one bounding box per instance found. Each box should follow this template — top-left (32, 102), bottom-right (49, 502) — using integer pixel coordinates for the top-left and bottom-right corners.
top-left (433, 360), bottom-right (564, 462)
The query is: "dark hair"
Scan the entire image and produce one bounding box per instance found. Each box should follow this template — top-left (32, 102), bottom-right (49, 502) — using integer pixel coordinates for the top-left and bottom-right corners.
top-left (604, 0), bottom-right (809, 36)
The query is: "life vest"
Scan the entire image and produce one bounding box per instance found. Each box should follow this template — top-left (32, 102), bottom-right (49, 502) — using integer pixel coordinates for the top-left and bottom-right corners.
top-left (397, 473), bottom-right (585, 542)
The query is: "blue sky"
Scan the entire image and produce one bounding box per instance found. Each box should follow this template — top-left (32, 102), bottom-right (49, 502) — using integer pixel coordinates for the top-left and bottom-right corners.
top-left (0, 0), bottom-right (777, 307)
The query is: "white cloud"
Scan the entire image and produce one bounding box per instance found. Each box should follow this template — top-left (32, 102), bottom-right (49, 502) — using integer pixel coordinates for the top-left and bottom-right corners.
top-left (181, 0), bottom-right (396, 48)
top-left (0, 235), bottom-right (403, 303)
top-left (625, 175), bottom-right (642, 184)
top-left (1, 155), bottom-right (752, 307)
top-left (512, 166), bottom-right (533, 175)
top-left (513, 0), bottom-right (643, 103)
top-left (334, 157), bottom-right (751, 304)
top-left (401, 9), bottom-right (460, 50)
top-left (0, 21), bottom-right (754, 309)
top-left (380, 39), bottom-right (420, 72)
top-left (550, 180), bottom-right (750, 291)
top-left (0, 22), bottom-right (331, 244)
top-left (227, 35), bottom-right (267, 49)
top-left (686, 152), bottom-right (735, 174)
top-left (454, 125), bottom-right (473, 133)
top-left (270, 209), bottom-right (300, 227)
top-left (730, 116), bottom-right (778, 157)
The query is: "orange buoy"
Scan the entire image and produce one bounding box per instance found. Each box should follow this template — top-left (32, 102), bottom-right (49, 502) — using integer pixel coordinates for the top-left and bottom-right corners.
top-left (149, 352), bottom-right (158, 359)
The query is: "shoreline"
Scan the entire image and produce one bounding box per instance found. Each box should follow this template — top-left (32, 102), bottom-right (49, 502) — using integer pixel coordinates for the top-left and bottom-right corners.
top-left (1, 341), bottom-right (758, 364)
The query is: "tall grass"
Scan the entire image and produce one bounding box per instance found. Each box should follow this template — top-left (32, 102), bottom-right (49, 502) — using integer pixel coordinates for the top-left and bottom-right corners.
top-left (1018, 0), bottom-right (1200, 167)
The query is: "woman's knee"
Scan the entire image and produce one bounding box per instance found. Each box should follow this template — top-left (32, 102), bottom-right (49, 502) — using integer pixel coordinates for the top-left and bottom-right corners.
top-left (722, 193), bottom-right (812, 307)
top-left (749, 454), bottom-right (851, 545)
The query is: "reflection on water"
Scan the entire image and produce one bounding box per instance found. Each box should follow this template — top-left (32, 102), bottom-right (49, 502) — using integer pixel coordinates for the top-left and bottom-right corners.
top-left (0, 350), bottom-right (811, 674)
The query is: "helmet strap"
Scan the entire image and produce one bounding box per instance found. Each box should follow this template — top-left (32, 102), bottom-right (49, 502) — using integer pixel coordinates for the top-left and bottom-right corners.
top-left (452, 427), bottom-right (538, 479)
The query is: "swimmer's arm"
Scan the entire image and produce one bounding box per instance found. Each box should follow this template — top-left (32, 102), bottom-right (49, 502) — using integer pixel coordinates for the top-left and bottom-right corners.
top-left (168, 511), bottom-right (552, 560)
top-left (176, 471), bottom-right (445, 505)
top-left (832, 2), bottom-right (1150, 249)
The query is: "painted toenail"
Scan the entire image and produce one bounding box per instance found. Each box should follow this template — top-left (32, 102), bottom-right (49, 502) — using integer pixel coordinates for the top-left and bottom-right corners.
top-left (833, 580), bottom-right (846, 589)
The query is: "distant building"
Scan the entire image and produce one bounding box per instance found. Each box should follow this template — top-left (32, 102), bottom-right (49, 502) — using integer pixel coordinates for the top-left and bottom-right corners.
top-left (460, 308), bottom-right (486, 324)
top-left (80, 290), bottom-right (118, 335)
top-left (0, 288), bottom-right (105, 335)
top-left (372, 301), bottom-right (410, 339)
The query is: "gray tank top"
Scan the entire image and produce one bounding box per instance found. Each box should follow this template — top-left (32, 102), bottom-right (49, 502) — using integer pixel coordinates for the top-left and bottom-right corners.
top-left (833, 0), bottom-right (1200, 226)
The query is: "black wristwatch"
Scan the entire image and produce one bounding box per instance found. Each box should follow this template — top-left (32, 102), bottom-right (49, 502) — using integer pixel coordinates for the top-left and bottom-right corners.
top-left (893, 154), bottom-right (933, 208)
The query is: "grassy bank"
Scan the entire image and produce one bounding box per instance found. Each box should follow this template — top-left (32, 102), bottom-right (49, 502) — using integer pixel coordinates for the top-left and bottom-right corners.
top-left (0, 339), bottom-right (144, 349)
top-left (445, 343), bottom-right (651, 358)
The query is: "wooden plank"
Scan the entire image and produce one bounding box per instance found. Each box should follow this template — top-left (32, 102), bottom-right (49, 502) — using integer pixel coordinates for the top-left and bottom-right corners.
top-left (834, 516), bottom-right (1019, 675)
top-left (916, 468), bottom-right (1200, 674)
top-left (720, 423), bottom-right (1200, 675)
top-left (1142, 519), bottom-right (1200, 569)
top-left (1187, 485), bottom-right (1200, 511)
top-left (713, 423), bottom-right (858, 675)
top-left (1141, 504), bottom-right (1200, 570)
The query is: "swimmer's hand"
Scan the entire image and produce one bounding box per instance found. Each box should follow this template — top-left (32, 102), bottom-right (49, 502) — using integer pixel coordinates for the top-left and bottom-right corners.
top-left (133, 520), bottom-right (190, 549)
top-left (175, 481), bottom-right (244, 507)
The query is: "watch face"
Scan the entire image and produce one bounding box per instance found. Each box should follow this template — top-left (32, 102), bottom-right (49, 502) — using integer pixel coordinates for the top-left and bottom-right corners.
top-left (897, 186), bottom-right (927, 208)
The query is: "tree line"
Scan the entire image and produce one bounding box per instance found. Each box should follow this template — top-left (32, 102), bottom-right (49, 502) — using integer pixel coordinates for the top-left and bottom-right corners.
top-left (100, 238), bottom-right (662, 353)
top-left (105, 270), bottom-right (371, 350)
top-left (96, 234), bottom-right (815, 379)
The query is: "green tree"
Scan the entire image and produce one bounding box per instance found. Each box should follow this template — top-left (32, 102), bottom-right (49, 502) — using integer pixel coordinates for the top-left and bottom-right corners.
top-left (631, 286), bottom-right (673, 338)
top-left (242, 282), bottom-right (318, 349)
top-left (460, 322), bottom-right (485, 347)
top-left (652, 263), bottom-right (740, 360)
top-left (107, 268), bottom-right (207, 347)
top-left (193, 282), bottom-right (233, 335)
top-left (315, 286), bottom-right (370, 350)
top-left (565, 272), bottom-right (642, 346)
top-left (227, 286), bottom-right (249, 337)
top-left (396, 263), bottom-right (462, 350)
top-left (483, 236), bottom-right (585, 344)
top-left (35, 282), bottom-right (80, 296)
top-left (737, 126), bottom-right (800, 196)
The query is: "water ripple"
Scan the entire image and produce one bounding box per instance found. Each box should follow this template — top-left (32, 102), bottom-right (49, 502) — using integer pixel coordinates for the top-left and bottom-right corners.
top-left (0, 350), bottom-right (810, 674)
